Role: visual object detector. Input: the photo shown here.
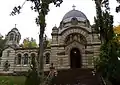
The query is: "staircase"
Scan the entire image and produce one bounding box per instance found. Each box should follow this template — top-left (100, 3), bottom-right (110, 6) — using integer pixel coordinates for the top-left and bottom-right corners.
top-left (52, 68), bottom-right (101, 85)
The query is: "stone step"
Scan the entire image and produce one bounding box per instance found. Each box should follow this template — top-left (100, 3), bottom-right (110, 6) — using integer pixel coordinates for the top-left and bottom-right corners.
top-left (52, 68), bottom-right (102, 85)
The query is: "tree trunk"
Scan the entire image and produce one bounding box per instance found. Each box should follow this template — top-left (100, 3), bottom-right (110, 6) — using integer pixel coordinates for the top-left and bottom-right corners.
top-left (37, 24), bottom-right (45, 85)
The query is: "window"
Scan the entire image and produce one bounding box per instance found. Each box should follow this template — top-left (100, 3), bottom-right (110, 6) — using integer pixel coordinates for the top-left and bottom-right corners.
top-left (71, 18), bottom-right (78, 25)
top-left (7, 50), bottom-right (10, 57)
top-left (17, 36), bottom-right (20, 43)
top-left (45, 53), bottom-right (50, 64)
top-left (15, 35), bottom-right (18, 41)
top-left (10, 33), bottom-right (14, 41)
top-left (3, 60), bottom-right (10, 71)
top-left (31, 53), bottom-right (35, 57)
top-left (31, 53), bottom-right (35, 61)
top-left (31, 53), bottom-right (36, 66)
top-left (17, 54), bottom-right (21, 64)
top-left (0, 58), bottom-right (1, 65)
top-left (14, 57), bottom-right (17, 64)
top-left (24, 54), bottom-right (28, 65)
top-left (60, 58), bottom-right (63, 65)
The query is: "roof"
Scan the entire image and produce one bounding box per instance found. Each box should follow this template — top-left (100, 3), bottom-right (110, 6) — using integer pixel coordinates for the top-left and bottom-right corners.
top-left (62, 9), bottom-right (87, 21)
top-left (7, 27), bottom-right (21, 38)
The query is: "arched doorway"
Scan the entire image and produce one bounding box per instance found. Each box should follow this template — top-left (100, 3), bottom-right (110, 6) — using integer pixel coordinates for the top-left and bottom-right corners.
top-left (70, 48), bottom-right (81, 68)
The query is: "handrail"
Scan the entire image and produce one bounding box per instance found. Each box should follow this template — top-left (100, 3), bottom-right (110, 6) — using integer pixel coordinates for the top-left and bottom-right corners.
top-left (101, 76), bottom-right (107, 85)
top-left (43, 70), bottom-right (57, 85)
top-left (42, 72), bottom-right (51, 85)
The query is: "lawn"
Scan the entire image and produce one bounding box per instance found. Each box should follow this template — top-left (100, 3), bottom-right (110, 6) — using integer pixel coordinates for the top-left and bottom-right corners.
top-left (0, 76), bottom-right (25, 85)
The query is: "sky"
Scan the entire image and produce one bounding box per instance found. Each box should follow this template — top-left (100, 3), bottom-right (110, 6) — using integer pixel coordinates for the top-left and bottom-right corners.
top-left (0, 0), bottom-right (120, 44)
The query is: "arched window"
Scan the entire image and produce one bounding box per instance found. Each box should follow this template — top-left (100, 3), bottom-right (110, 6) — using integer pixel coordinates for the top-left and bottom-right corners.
top-left (31, 53), bottom-right (35, 58)
top-left (60, 58), bottom-right (63, 65)
top-left (7, 50), bottom-right (10, 57)
top-left (31, 53), bottom-right (36, 66)
top-left (71, 18), bottom-right (78, 25)
top-left (14, 57), bottom-right (17, 64)
top-left (15, 35), bottom-right (17, 41)
top-left (24, 54), bottom-right (28, 65)
top-left (17, 37), bottom-right (20, 43)
top-left (0, 58), bottom-right (1, 65)
top-left (45, 53), bottom-right (50, 64)
top-left (10, 33), bottom-right (14, 41)
top-left (17, 54), bottom-right (21, 64)
top-left (3, 60), bottom-right (10, 71)
top-left (31, 53), bottom-right (36, 62)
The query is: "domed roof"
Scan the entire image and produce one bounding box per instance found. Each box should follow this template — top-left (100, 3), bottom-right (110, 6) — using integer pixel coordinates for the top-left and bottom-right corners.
top-left (11, 28), bottom-right (19, 33)
top-left (7, 27), bottom-right (21, 38)
top-left (62, 9), bottom-right (87, 21)
top-left (52, 25), bottom-right (58, 30)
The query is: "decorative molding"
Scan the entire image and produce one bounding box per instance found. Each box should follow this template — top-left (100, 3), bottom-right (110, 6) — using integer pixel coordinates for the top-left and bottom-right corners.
top-left (61, 28), bottom-right (90, 44)
top-left (57, 51), bottom-right (65, 55)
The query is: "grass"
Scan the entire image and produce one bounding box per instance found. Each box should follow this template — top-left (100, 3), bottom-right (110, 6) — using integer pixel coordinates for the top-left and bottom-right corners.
top-left (0, 76), bottom-right (25, 85)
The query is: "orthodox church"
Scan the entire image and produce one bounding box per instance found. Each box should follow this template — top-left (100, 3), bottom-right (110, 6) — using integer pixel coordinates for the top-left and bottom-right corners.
top-left (0, 7), bottom-right (100, 74)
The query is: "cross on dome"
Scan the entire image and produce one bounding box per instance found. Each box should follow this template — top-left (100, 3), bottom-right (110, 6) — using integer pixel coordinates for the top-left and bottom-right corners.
top-left (15, 24), bottom-right (17, 28)
top-left (72, 4), bottom-right (76, 10)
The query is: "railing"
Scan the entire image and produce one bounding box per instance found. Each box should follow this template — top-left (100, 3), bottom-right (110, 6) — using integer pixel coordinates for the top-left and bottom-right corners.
top-left (43, 63), bottom-right (58, 85)
top-left (101, 76), bottom-right (107, 85)
top-left (92, 70), bottom-right (107, 85)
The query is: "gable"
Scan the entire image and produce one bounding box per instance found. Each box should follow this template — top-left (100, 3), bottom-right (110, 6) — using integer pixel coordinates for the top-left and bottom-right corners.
top-left (2, 47), bottom-right (15, 58)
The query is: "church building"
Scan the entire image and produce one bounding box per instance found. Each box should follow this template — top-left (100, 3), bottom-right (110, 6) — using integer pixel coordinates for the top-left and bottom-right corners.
top-left (0, 7), bottom-right (100, 74)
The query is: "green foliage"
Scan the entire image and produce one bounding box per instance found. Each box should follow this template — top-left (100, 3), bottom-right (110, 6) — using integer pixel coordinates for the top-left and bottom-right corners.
top-left (25, 69), bottom-right (40, 85)
top-left (0, 35), bottom-right (7, 57)
top-left (21, 37), bottom-right (38, 48)
top-left (11, 0), bottom-right (63, 85)
top-left (0, 76), bottom-right (25, 85)
top-left (45, 39), bottom-right (52, 48)
top-left (25, 52), bottom-right (40, 85)
top-left (94, 0), bottom-right (120, 84)
top-left (95, 40), bottom-right (120, 84)
top-left (94, 0), bottom-right (114, 43)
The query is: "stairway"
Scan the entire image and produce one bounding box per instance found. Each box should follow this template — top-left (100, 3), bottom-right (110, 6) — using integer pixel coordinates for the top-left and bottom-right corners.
top-left (52, 68), bottom-right (101, 85)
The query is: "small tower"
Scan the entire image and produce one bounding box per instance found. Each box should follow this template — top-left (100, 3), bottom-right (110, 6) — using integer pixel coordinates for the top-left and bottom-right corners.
top-left (6, 24), bottom-right (21, 48)
top-left (51, 25), bottom-right (58, 44)
top-left (51, 25), bottom-right (58, 35)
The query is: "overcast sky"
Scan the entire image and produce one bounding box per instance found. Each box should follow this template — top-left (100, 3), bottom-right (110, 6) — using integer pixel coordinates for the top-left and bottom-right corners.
top-left (0, 0), bottom-right (120, 44)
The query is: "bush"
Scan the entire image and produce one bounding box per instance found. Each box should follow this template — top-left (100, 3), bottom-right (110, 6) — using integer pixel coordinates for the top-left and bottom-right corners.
top-left (25, 69), bottom-right (40, 85)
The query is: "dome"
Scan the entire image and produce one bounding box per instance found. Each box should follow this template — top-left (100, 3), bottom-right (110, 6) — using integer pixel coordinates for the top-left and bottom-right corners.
top-left (52, 25), bottom-right (58, 30)
top-left (11, 28), bottom-right (20, 34)
top-left (7, 27), bottom-right (21, 40)
top-left (62, 9), bottom-right (87, 22)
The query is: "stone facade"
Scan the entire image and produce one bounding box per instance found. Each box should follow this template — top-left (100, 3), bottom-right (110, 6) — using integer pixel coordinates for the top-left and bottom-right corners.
top-left (0, 8), bottom-right (101, 73)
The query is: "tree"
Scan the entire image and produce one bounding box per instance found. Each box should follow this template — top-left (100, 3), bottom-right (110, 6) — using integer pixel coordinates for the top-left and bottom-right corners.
top-left (113, 25), bottom-right (120, 41)
top-left (21, 37), bottom-right (38, 48)
top-left (116, 0), bottom-right (120, 12)
top-left (95, 39), bottom-right (120, 85)
top-left (94, 0), bottom-right (120, 84)
top-left (25, 55), bottom-right (40, 85)
top-left (10, 0), bottom-right (63, 85)
top-left (114, 25), bottom-right (120, 34)
top-left (94, 0), bottom-right (114, 44)
top-left (44, 39), bottom-right (52, 48)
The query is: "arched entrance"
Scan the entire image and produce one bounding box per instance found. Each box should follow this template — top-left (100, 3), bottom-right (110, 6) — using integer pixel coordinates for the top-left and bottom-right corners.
top-left (70, 48), bottom-right (81, 68)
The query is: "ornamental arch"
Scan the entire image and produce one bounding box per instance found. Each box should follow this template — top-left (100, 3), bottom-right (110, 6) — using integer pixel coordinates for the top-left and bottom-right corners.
top-left (60, 27), bottom-right (90, 44)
